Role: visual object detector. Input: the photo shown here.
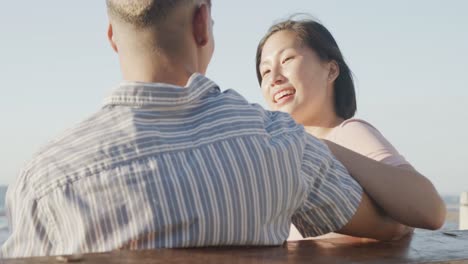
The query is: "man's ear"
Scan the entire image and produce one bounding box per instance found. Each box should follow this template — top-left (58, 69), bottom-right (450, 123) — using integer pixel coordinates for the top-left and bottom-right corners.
top-left (192, 3), bottom-right (210, 47)
top-left (107, 23), bottom-right (118, 53)
top-left (328, 60), bottom-right (340, 83)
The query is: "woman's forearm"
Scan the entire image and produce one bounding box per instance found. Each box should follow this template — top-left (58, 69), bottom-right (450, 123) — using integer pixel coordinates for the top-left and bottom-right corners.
top-left (324, 140), bottom-right (446, 230)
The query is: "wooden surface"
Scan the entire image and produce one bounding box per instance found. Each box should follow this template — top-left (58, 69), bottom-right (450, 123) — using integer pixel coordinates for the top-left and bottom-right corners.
top-left (3, 230), bottom-right (468, 264)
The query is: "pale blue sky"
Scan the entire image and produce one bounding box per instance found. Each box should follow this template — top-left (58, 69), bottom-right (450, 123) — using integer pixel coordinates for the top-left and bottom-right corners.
top-left (0, 1), bottom-right (467, 195)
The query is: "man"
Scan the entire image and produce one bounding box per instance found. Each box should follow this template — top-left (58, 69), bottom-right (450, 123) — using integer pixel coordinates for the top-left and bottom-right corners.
top-left (1, 0), bottom-right (444, 259)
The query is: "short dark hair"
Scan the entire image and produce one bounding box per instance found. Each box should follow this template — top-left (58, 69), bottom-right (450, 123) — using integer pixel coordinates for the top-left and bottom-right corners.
top-left (106, 0), bottom-right (211, 28)
top-left (256, 17), bottom-right (357, 120)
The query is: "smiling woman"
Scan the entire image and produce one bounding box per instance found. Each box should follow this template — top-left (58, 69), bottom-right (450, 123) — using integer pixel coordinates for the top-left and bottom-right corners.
top-left (255, 17), bottom-right (446, 240)
top-left (256, 20), bottom-right (355, 128)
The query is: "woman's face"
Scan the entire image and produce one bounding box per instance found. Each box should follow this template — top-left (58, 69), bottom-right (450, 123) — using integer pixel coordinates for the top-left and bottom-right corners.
top-left (259, 30), bottom-right (335, 125)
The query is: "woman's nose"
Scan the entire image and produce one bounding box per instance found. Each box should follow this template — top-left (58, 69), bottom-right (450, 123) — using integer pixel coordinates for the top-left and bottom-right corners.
top-left (271, 70), bottom-right (286, 87)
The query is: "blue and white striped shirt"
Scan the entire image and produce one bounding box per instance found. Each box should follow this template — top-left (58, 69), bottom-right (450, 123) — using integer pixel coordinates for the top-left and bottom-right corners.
top-left (1, 74), bottom-right (362, 258)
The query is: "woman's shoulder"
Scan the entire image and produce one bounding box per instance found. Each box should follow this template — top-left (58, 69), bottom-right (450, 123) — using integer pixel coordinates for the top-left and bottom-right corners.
top-left (330, 118), bottom-right (409, 166)
top-left (338, 118), bottom-right (379, 131)
top-left (331, 118), bottom-right (383, 143)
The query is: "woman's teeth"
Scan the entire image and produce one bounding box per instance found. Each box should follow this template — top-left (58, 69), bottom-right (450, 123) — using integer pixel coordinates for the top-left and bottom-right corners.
top-left (274, 89), bottom-right (295, 103)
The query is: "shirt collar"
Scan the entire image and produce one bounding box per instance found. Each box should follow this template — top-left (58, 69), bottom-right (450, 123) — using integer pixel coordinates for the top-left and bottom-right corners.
top-left (103, 73), bottom-right (220, 109)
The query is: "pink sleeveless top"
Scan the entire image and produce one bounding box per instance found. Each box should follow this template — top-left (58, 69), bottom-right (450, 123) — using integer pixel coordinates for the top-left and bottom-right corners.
top-left (324, 118), bottom-right (409, 167)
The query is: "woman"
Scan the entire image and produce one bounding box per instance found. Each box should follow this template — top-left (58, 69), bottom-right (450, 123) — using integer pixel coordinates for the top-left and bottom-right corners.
top-left (255, 17), bottom-right (445, 240)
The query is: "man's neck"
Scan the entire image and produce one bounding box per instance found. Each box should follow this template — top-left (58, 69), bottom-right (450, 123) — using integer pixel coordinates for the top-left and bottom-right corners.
top-left (120, 50), bottom-right (197, 87)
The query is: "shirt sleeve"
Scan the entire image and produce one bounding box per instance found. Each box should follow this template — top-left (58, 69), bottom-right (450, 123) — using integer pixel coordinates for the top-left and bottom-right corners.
top-left (333, 119), bottom-right (410, 167)
top-left (1, 174), bottom-right (55, 259)
top-left (291, 133), bottom-right (363, 238)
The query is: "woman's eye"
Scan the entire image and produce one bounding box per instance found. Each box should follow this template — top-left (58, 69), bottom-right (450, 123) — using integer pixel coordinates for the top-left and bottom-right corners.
top-left (282, 57), bottom-right (293, 64)
top-left (262, 70), bottom-right (271, 77)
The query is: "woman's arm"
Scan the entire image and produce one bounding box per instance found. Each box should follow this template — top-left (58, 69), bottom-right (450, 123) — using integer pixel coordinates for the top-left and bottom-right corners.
top-left (337, 191), bottom-right (414, 241)
top-left (324, 140), bottom-right (446, 230)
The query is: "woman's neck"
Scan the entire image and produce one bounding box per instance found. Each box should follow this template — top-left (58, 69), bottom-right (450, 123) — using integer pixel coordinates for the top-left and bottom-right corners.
top-left (304, 117), bottom-right (344, 139)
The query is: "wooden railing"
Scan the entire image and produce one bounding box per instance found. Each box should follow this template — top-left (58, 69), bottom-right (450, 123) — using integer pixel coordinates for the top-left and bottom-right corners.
top-left (3, 230), bottom-right (468, 264)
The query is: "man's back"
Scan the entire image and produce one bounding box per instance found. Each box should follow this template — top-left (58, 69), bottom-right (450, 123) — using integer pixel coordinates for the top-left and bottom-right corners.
top-left (2, 75), bottom-right (362, 258)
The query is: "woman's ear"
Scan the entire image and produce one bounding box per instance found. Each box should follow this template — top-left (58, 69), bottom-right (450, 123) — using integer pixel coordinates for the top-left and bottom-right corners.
top-left (192, 3), bottom-right (210, 46)
top-left (107, 23), bottom-right (118, 53)
top-left (328, 60), bottom-right (340, 83)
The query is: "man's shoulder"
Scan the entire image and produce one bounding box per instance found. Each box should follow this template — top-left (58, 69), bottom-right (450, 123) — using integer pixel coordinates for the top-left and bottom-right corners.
top-left (218, 89), bottom-right (301, 133)
top-left (16, 108), bottom-right (119, 198)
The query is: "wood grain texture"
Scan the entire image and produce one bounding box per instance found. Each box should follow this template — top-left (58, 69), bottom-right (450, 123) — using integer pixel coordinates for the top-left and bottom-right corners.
top-left (3, 230), bottom-right (468, 264)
